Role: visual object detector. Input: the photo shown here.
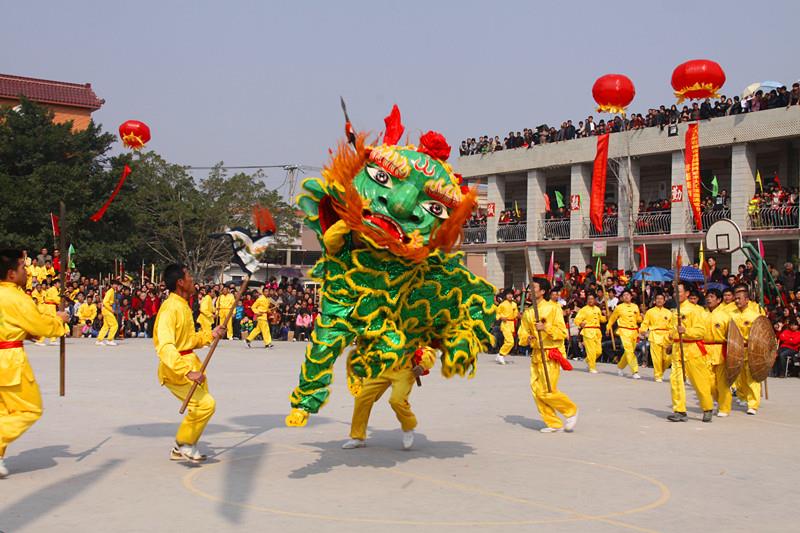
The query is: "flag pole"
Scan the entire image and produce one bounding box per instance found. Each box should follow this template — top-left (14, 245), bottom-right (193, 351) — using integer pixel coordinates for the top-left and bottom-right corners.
top-left (58, 201), bottom-right (67, 396)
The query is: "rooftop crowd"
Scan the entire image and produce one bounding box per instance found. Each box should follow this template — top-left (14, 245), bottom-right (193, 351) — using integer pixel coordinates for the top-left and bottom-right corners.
top-left (460, 83), bottom-right (800, 156)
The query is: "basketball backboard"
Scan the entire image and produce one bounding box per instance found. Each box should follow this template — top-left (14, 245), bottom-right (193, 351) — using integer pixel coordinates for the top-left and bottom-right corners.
top-left (705, 219), bottom-right (743, 253)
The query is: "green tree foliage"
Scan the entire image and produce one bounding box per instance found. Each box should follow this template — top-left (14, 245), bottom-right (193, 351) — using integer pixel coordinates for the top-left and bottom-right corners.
top-left (0, 98), bottom-right (297, 279)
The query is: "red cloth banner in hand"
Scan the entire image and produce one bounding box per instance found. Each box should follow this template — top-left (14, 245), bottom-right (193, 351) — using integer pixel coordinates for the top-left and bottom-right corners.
top-left (684, 123), bottom-right (701, 230)
top-left (90, 165), bottom-right (132, 222)
top-left (590, 133), bottom-right (610, 232)
top-left (547, 348), bottom-right (573, 371)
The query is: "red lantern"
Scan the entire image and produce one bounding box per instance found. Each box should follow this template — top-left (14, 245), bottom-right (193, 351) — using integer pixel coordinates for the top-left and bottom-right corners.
top-left (592, 74), bottom-right (636, 115)
top-left (118, 120), bottom-right (151, 150)
top-left (671, 60), bottom-right (726, 103)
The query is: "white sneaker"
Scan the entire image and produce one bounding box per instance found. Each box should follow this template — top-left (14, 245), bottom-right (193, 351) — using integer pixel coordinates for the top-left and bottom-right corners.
top-left (655, 378), bottom-right (663, 383)
top-left (716, 411), bottom-right (729, 417)
top-left (0, 457), bottom-right (8, 478)
top-left (632, 373), bottom-right (641, 380)
top-left (564, 411), bottom-right (578, 432)
top-left (95, 340), bottom-right (105, 345)
top-left (540, 427), bottom-right (563, 433)
top-left (589, 369), bottom-right (598, 374)
top-left (495, 355), bottom-right (507, 365)
top-left (402, 431), bottom-right (414, 450)
top-left (170, 443), bottom-right (207, 462)
top-left (35, 341), bottom-right (46, 346)
top-left (341, 439), bottom-right (366, 449)
top-left (106, 341), bottom-right (118, 346)
top-left (736, 399), bottom-right (747, 407)
top-left (746, 408), bottom-right (757, 415)
top-left (617, 369), bottom-right (624, 377)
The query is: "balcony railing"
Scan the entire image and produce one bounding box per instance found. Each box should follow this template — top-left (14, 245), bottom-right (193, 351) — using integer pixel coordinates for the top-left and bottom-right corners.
top-left (539, 218), bottom-right (570, 240)
top-left (585, 214), bottom-right (618, 238)
top-left (747, 206), bottom-right (799, 230)
top-left (634, 211), bottom-right (671, 235)
top-left (497, 222), bottom-right (527, 242)
top-left (688, 208), bottom-right (731, 232)
top-left (462, 226), bottom-right (487, 244)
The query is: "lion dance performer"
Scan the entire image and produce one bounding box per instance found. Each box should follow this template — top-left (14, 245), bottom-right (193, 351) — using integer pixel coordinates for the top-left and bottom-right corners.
top-left (285, 105), bottom-right (496, 427)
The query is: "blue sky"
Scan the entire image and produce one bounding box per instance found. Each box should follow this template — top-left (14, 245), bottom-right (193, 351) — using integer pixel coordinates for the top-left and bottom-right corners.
top-left (3, 0), bottom-right (797, 194)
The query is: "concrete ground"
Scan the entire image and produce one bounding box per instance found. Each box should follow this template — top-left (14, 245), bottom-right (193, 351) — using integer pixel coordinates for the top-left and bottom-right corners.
top-left (0, 339), bottom-right (798, 533)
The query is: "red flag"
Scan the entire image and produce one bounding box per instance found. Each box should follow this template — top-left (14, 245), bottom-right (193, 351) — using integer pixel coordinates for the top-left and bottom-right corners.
top-left (547, 251), bottom-right (555, 281)
top-left (634, 244), bottom-right (648, 270)
top-left (774, 171), bottom-right (782, 190)
top-left (590, 133), bottom-right (609, 232)
top-left (50, 213), bottom-right (60, 237)
top-left (684, 123), bottom-right (702, 230)
top-left (90, 165), bottom-right (132, 222)
top-left (543, 193), bottom-right (551, 212)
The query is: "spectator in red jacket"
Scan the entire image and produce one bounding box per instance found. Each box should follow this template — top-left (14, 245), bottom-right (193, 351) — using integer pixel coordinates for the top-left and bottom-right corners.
top-left (776, 320), bottom-right (800, 377)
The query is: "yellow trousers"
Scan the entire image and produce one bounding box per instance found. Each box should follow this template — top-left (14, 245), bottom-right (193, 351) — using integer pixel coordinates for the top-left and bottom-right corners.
top-left (709, 363), bottom-right (733, 415)
top-left (530, 358), bottom-right (577, 429)
top-left (616, 329), bottom-right (639, 373)
top-left (670, 346), bottom-right (713, 413)
top-left (246, 319), bottom-right (272, 346)
top-left (43, 303), bottom-right (63, 342)
top-left (0, 360), bottom-right (42, 457)
top-left (218, 309), bottom-right (233, 339)
top-left (734, 364), bottom-right (761, 410)
top-left (164, 379), bottom-right (216, 445)
top-left (499, 321), bottom-right (515, 356)
top-left (349, 368), bottom-right (416, 440)
top-left (581, 333), bottom-right (602, 371)
top-left (97, 310), bottom-right (118, 341)
top-left (197, 314), bottom-right (213, 334)
top-left (649, 343), bottom-right (668, 380)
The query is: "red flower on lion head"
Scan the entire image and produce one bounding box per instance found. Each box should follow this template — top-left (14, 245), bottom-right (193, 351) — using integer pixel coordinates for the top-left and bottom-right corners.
top-left (418, 131), bottom-right (451, 161)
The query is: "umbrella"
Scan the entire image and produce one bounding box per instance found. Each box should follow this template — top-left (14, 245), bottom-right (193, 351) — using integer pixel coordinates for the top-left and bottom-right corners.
top-left (632, 266), bottom-right (671, 282)
top-left (666, 266), bottom-right (705, 283)
top-left (276, 267), bottom-right (303, 278)
top-left (741, 80), bottom-right (783, 99)
top-left (705, 282), bottom-right (727, 291)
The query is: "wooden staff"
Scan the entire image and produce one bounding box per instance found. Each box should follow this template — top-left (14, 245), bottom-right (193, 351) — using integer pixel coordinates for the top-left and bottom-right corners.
top-left (58, 201), bottom-right (67, 396)
top-left (673, 252), bottom-right (688, 385)
top-left (601, 283), bottom-right (617, 351)
top-left (180, 274), bottom-right (251, 414)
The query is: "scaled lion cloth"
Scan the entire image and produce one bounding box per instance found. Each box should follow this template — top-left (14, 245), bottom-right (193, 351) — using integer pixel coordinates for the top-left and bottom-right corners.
top-left (285, 106), bottom-right (496, 427)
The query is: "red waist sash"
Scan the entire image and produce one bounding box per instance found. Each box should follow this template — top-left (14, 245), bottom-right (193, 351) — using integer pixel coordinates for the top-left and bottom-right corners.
top-left (0, 341), bottom-right (24, 349)
top-left (179, 349), bottom-right (194, 356)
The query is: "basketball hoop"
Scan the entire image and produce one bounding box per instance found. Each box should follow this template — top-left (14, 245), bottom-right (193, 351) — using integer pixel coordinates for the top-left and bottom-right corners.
top-left (705, 219), bottom-right (742, 253)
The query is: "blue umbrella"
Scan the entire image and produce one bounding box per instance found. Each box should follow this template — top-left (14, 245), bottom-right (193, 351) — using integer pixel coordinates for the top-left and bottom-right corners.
top-left (632, 266), bottom-right (671, 282)
top-left (666, 266), bottom-right (705, 283)
top-left (705, 282), bottom-right (727, 291)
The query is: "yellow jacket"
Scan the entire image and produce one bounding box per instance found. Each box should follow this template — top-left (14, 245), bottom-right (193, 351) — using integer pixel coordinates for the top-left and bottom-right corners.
top-left (102, 288), bottom-right (115, 314)
top-left (640, 306), bottom-right (673, 346)
top-left (574, 304), bottom-right (605, 339)
top-left (518, 299), bottom-right (567, 354)
top-left (216, 293), bottom-right (235, 311)
top-left (153, 293), bottom-right (213, 385)
top-left (0, 281), bottom-right (65, 386)
top-left (670, 301), bottom-right (707, 360)
top-left (251, 295), bottom-right (270, 321)
top-left (496, 300), bottom-right (519, 322)
top-left (199, 294), bottom-right (214, 319)
top-left (30, 288), bottom-right (44, 305)
top-left (44, 286), bottom-right (61, 306)
top-left (729, 301), bottom-right (766, 341)
top-left (704, 305), bottom-right (729, 365)
top-left (607, 302), bottom-right (641, 333)
top-left (24, 264), bottom-right (34, 289)
top-left (78, 302), bottom-right (98, 323)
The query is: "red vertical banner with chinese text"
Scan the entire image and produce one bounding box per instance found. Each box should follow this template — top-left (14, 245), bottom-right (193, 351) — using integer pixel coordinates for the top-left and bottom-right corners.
top-left (590, 133), bottom-right (610, 233)
top-left (684, 123), bottom-right (701, 230)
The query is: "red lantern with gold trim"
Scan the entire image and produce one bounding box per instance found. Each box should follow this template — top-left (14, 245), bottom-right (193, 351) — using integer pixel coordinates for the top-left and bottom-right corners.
top-left (118, 120), bottom-right (151, 150)
top-left (671, 60), bottom-right (726, 103)
top-left (592, 74), bottom-right (635, 115)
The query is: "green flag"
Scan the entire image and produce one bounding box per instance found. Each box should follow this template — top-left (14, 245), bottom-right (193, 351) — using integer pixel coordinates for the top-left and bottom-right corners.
top-left (711, 176), bottom-right (718, 197)
top-left (554, 190), bottom-right (564, 209)
top-left (595, 256), bottom-right (602, 278)
top-left (68, 243), bottom-right (76, 269)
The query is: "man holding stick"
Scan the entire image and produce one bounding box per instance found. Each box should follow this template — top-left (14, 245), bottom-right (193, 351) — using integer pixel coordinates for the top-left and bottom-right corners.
top-left (574, 292), bottom-right (605, 374)
top-left (0, 249), bottom-right (69, 478)
top-left (518, 277), bottom-right (578, 434)
top-left (153, 264), bottom-right (225, 463)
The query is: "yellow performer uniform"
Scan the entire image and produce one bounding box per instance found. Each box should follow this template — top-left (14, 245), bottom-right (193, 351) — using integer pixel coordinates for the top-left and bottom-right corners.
top-left (495, 298), bottom-right (518, 362)
top-left (153, 293), bottom-right (215, 446)
top-left (0, 281), bottom-right (66, 463)
top-left (97, 287), bottom-right (118, 342)
top-left (607, 302), bottom-right (642, 375)
top-left (705, 305), bottom-right (731, 415)
top-left (518, 299), bottom-right (578, 432)
top-left (24, 262), bottom-right (33, 291)
top-left (196, 294), bottom-right (214, 334)
top-left (216, 292), bottom-right (235, 339)
top-left (346, 347), bottom-right (435, 448)
top-left (669, 301), bottom-right (714, 416)
top-left (639, 306), bottom-right (672, 381)
top-left (574, 304), bottom-right (605, 372)
top-left (78, 301), bottom-right (98, 324)
top-left (246, 294), bottom-right (272, 346)
top-left (730, 301), bottom-right (766, 412)
top-left (43, 285), bottom-right (65, 342)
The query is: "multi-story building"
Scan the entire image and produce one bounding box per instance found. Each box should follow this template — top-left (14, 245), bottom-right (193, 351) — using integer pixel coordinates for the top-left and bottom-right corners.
top-left (456, 107), bottom-right (800, 289)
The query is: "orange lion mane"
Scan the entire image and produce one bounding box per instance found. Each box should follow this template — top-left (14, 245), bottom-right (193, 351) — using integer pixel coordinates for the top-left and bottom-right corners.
top-left (323, 133), bottom-right (476, 263)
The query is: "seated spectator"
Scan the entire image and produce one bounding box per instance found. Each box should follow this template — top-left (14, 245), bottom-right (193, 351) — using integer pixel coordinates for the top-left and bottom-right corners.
top-left (776, 320), bottom-right (800, 377)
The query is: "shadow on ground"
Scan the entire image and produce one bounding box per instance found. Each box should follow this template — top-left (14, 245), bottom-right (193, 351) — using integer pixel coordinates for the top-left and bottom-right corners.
top-left (502, 414), bottom-right (547, 431)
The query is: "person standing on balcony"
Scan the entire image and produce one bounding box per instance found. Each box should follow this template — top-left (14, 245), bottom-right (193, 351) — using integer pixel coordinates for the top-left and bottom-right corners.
top-left (639, 292), bottom-right (673, 382)
top-left (495, 290), bottom-right (518, 365)
top-left (607, 290), bottom-right (642, 379)
top-left (574, 293), bottom-right (605, 374)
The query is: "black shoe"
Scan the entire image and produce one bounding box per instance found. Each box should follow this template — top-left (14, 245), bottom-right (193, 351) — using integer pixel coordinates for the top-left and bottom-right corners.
top-left (702, 410), bottom-right (713, 423)
top-left (667, 412), bottom-right (688, 422)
